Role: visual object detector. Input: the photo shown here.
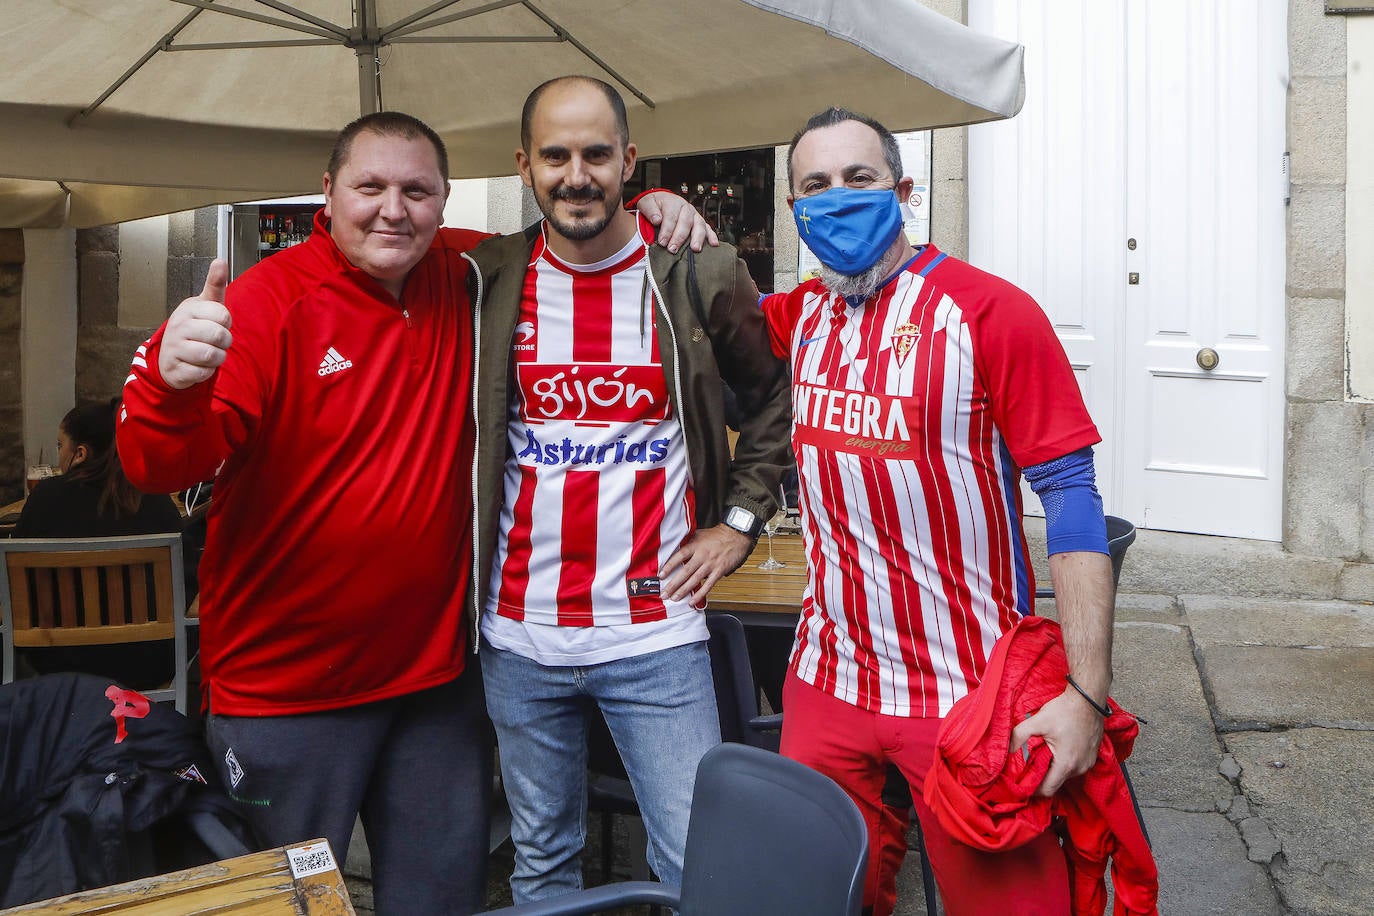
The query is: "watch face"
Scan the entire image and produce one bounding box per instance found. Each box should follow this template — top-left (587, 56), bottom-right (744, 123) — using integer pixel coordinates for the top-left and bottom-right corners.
top-left (726, 506), bottom-right (756, 533)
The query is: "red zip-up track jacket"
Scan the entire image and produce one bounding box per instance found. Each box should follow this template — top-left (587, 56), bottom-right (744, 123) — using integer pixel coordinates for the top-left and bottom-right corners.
top-left (923, 616), bottom-right (1159, 916)
top-left (119, 210), bottom-right (490, 715)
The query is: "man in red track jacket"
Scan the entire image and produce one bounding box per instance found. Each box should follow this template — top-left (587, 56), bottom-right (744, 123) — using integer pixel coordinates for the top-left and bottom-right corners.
top-left (117, 111), bottom-right (706, 915)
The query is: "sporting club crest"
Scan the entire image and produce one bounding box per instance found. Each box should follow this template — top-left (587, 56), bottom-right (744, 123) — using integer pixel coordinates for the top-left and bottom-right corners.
top-left (891, 322), bottom-right (921, 367)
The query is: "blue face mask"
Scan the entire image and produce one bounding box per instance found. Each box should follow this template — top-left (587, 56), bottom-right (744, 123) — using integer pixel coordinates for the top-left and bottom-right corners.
top-left (792, 187), bottom-right (904, 275)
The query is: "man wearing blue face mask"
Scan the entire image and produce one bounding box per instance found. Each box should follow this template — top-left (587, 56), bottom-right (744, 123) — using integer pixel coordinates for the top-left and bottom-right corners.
top-left (759, 108), bottom-right (1116, 915)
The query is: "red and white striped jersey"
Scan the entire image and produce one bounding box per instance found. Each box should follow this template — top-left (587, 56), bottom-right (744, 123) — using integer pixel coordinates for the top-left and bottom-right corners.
top-left (487, 219), bottom-right (696, 627)
top-left (761, 246), bottom-right (1099, 717)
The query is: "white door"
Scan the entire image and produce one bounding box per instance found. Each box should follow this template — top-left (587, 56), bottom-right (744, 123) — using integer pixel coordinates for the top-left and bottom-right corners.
top-left (969, 0), bottom-right (1288, 540)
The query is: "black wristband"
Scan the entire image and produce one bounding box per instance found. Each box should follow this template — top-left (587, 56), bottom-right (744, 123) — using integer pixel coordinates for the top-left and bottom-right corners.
top-left (1066, 674), bottom-right (1111, 717)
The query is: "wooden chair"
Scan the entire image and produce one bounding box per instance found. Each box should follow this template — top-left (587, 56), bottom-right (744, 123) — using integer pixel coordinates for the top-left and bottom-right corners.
top-left (0, 534), bottom-right (190, 713)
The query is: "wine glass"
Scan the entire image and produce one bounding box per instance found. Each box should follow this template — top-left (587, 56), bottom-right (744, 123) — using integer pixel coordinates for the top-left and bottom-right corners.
top-left (757, 509), bottom-right (787, 570)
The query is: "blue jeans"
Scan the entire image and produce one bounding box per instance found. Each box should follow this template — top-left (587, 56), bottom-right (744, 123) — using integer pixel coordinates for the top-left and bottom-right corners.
top-left (482, 639), bottom-right (721, 903)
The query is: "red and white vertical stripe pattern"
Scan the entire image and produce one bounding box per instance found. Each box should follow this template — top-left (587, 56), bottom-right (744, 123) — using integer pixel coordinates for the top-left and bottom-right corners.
top-left (771, 261), bottom-right (1035, 717)
top-left (488, 222), bottom-right (693, 627)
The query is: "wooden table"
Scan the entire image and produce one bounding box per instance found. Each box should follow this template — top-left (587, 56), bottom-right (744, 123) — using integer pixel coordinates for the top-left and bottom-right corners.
top-left (0, 497), bottom-right (25, 535)
top-left (4, 839), bottom-right (356, 915)
top-left (708, 533), bottom-right (808, 628)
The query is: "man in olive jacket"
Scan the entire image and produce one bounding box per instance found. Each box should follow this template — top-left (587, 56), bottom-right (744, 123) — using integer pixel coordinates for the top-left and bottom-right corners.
top-left (464, 75), bottom-right (792, 903)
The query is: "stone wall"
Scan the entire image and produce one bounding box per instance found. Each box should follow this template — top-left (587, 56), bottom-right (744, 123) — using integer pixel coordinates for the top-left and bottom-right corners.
top-left (73, 207), bottom-right (217, 406)
top-left (1284, 2), bottom-right (1373, 587)
top-left (74, 226), bottom-right (127, 405)
top-left (165, 207), bottom-right (217, 314)
top-left (0, 231), bottom-right (22, 502)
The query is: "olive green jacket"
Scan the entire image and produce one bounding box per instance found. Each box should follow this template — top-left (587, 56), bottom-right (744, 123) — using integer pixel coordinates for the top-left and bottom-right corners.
top-left (462, 226), bottom-right (793, 625)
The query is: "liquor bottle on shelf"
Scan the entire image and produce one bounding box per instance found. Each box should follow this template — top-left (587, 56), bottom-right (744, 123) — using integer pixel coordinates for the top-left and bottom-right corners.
top-left (282, 215), bottom-right (294, 248)
top-left (262, 213), bottom-right (277, 249)
top-left (690, 183), bottom-right (706, 215)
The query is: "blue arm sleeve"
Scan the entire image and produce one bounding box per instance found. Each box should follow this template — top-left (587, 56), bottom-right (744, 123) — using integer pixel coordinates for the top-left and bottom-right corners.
top-left (1022, 447), bottom-right (1108, 556)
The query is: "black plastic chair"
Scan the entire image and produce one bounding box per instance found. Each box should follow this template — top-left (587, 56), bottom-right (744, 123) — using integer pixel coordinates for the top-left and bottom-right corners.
top-left (488, 742), bottom-right (869, 916)
top-left (705, 613), bottom-right (783, 750)
top-left (1034, 514), bottom-right (1137, 599)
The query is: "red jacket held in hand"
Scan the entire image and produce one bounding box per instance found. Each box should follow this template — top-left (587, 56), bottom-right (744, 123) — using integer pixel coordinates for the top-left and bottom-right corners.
top-left (923, 616), bottom-right (1158, 916)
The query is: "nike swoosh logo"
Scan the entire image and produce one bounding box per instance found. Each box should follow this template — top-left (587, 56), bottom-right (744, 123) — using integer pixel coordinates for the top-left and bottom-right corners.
top-left (799, 334), bottom-right (827, 347)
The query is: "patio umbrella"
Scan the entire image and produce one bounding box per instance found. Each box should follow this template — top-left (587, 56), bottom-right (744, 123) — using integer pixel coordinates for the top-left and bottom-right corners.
top-left (0, 178), bottom-right (299, 229)
top-left (0, 0), bottom-right (1023, 228)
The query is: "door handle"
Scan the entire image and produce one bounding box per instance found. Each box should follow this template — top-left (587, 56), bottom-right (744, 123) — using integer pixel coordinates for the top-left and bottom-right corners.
top-left (1196, 348), bottom-right (1220, 371)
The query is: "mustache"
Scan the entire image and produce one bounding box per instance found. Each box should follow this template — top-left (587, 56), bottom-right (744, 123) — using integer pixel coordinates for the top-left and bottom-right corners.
top-left (552, 186), bottom-right (605, 203)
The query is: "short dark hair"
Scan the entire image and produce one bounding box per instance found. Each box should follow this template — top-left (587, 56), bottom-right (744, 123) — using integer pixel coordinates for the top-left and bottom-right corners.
top-left (521, 76), bottom-right (630, 152)
top-left (326, 111), bottom-right (449, 183)
top-left (786, 107), bottom-right (904, 193)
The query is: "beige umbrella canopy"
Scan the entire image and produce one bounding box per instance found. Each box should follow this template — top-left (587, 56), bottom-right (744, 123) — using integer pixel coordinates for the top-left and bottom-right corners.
top-left (0, 178), bottom-right (302, 229)
top-left (0, 0), bottom-right (1023, 228)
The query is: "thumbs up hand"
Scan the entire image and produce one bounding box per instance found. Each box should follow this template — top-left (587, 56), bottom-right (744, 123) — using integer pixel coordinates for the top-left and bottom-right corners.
top-left (158, 259), bottom-right (234, 390)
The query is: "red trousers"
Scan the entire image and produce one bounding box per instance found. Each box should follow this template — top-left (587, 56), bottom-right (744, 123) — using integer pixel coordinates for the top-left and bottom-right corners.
top-left (780, 673), bottom-right (1070, 916)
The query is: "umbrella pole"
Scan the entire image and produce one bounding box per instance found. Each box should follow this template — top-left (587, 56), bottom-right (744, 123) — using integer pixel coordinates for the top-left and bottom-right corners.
top-left (355, 0), bottom-right (382, 114)
top-left (356, 45), bottom-right (382, 114)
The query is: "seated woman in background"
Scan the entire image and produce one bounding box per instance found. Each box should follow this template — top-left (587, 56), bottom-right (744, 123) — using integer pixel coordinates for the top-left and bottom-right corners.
top-left (13, 397), bottom-right (181, 689)
top-left (15, 397), bottom-right (181, 538)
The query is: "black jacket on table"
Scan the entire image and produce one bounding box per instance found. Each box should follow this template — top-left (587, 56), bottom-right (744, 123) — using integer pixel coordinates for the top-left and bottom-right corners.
top-left (0, 673), bottom-right (253, 907)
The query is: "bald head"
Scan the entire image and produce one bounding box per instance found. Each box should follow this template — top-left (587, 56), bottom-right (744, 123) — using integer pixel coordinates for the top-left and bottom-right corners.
top-left (521, 75), bottom-right (630, 153)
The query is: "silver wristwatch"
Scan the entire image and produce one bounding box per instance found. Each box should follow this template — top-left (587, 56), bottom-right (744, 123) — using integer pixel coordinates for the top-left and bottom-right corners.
top-left (723, 505), bottom-right (764, 539)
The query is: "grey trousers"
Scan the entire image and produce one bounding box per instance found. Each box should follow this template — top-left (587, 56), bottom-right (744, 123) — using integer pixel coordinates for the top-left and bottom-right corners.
top-left (206, 667), bottom-right (493, 915)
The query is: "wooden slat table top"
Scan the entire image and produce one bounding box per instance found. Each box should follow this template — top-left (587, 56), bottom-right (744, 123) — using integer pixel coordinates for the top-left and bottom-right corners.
top-left (0, 497), bottom-right (25, 535)
top-left (709, 534), bottom-right (808, 618)
top-left (2, 839), bottom-right (355, 915)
